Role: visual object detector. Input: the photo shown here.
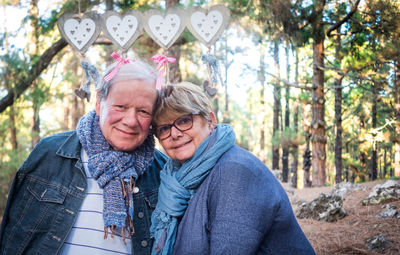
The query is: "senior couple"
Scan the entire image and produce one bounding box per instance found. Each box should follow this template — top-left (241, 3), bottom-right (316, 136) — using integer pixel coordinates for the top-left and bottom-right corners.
top-left (0, 54), bottom-right (315, 255)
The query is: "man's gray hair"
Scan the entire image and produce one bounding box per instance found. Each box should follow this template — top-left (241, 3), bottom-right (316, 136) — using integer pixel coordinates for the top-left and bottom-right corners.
top-left (97, 59), bottom-right (157, 100)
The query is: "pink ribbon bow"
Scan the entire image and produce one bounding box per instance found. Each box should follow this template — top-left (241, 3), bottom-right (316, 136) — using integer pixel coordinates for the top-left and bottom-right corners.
top-left (151, 54), bottom-right (176, 90)
top-left (103, 52), bottom-right (135, 82)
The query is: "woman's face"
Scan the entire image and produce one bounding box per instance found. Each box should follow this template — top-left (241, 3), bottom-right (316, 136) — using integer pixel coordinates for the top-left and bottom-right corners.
top-left (157, 112), bottom-right (215, 164)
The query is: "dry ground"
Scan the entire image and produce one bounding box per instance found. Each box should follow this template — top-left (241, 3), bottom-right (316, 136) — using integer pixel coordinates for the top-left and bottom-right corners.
top-left (283, 181), bottom-right (400, 255)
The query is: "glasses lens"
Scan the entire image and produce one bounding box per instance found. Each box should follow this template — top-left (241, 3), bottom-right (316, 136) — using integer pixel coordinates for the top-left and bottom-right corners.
top-left (175, 115), bottom-right (193, 131)
top-left (156, 114), bottom-right (194, 140)
top-left (156, 125), bottom-right (171, 139)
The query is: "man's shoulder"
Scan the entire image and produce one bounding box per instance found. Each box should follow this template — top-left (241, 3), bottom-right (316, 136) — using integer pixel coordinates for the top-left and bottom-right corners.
top-left (38, 130), bottom-right (77, 145)
top-left (33, 130), bottom-right (79, 156)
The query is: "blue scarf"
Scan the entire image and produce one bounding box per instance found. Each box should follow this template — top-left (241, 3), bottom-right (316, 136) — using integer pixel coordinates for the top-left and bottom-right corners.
top-left (76, 110), bottom-right (155, 234)
top-left (150, 124), bottom-right (236, 255)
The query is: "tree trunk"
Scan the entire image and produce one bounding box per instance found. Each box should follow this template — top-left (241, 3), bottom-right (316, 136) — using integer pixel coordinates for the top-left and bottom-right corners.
top-left (302, 99), bottom-right (312, 187)
top-left (259, 39), bottom-right (266, 162)
top-left (30, 0), bottom-right (41, 148)
top-left (371, 83), bottom-right (378, 180)
top-left (165, 0), bottom-right (182, 83)
top-left (167, 45), bottom-right (182, 84)
top-left (291, 100), bottom-right (299, 188)
top-left (394, 61), bottom-right (400, 177)
top-left (311, 0), bottom-right (327, 186)
top-left (272, 41), bottom-right (281, 170)
top-left (334, 34), bottom-right (344, 184)
top-left (72, 61), bottom-right (85, 128)
top-left (223, 34), bottom-right (230, 123)
top-left (3, 6), bottom-right (17, 150)
top-left (303, 134), bottom-right (312, 188)
top-left (291, 49), bottom-right (300, 188)
top-left (382, 147), bottom-right (387, 179)
top-left (9, 106), bottom-right (18, 150)
top-left (282, 41), bottom-right (290, 182)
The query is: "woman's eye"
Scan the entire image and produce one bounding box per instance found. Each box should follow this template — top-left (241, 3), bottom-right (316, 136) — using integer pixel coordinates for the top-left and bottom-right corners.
top-left (158, 125), bottom-right (171, 134)
top-left (177, 116), bottom-right (191, 125)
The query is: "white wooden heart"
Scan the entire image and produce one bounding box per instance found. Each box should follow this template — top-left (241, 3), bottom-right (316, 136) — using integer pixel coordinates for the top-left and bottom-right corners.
top-left (143, 7), bottom-right (186, 49)
top-left (101, 10), bottom-right (143, 51)
top-left (187, 5), bottom-right (230, 47)
top-left (57, 11), bottom-right (101, 53)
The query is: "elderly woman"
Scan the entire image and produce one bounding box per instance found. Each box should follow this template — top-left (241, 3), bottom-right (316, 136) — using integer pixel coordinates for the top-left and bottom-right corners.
top-left (150, 82), bottom-right (315, 255)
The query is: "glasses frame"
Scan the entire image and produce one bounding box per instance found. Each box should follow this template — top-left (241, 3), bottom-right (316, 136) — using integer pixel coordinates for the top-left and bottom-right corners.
top-left (155, 114), bottom-right (196, 140)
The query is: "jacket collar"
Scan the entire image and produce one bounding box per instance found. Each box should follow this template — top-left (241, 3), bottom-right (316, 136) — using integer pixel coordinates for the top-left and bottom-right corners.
top-left (56, 131), bottom-right (82, 159)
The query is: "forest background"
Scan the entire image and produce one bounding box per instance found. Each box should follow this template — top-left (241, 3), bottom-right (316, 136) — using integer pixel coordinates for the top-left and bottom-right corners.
top-left (1, 0), bottom-right (400, 216)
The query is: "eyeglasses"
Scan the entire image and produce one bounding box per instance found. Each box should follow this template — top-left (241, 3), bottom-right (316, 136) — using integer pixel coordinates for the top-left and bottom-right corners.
top-left (155, 114), bottom-right (195, 140)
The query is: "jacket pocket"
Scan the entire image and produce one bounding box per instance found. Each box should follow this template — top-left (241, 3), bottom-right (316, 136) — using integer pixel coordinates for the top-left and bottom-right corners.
top-left (2, 177), bottom-right (69, 255)
top-left (144, 190), bottom-right (158, 209)
top-left (27, 178), bottom-right (67, 204)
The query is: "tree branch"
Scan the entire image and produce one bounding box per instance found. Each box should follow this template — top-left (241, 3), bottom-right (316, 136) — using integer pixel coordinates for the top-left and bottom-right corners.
top-left (326, 0), bottom-right (361, 37)
top-left (0, 37), bottom-right (114, 113)
top-left (0, 38), bottom-right (68, 113)
top-left (265, 71), bottom-right (314, 90)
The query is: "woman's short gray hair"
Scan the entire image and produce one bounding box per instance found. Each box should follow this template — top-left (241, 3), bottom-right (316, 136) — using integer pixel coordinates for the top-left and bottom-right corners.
top-left (153, 82), bottom-right (214, 125)
top-left (97, 59), bottom-right (157, 100)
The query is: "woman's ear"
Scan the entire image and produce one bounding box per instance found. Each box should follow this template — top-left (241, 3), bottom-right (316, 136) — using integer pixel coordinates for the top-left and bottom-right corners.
top-left (209, 111), bottom-right (216, 129)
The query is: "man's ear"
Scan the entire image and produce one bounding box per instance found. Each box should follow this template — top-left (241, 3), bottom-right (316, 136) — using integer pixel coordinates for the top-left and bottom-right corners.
top-left (209, 111), bottom-right (216, 129)
top-left (95, 92), bottom-right (102, 115)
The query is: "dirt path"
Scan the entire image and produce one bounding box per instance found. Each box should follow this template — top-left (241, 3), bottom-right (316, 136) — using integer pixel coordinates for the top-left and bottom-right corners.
top-left (282, 181), bottom-right (400, 255)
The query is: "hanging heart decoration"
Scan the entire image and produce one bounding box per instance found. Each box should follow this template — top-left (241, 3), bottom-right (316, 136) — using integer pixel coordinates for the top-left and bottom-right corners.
top-left (101, 10), bottom-right (143, 51)
top-left (187, 5), bottom-right (230, 47)
top-left (57, 11), bottom-right (101, 53)
top-left (143, 7), bottom-right (186, 49)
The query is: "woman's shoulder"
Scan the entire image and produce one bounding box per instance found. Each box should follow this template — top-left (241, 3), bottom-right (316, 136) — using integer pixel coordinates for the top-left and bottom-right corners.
top-left (212, 145), bottom-right (280, 193)
top-left (215, 145), bottom-right (270, 176)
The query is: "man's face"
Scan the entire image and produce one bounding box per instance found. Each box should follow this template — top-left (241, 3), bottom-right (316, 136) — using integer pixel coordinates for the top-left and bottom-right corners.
top-left (95, 79), bottom-right (157, 152)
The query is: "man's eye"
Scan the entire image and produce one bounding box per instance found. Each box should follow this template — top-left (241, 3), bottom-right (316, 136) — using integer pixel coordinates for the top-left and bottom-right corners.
top-left (138, 109), bottom-right (150, 115)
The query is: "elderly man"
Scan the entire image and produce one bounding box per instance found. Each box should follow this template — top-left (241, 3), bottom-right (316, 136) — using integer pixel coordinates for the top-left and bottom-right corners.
top-left (0, 55), bottom-right (167, 255)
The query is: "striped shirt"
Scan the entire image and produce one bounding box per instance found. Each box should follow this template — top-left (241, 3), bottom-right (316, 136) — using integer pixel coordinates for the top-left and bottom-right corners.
top-left (59, 150), bottom-right (132, 255)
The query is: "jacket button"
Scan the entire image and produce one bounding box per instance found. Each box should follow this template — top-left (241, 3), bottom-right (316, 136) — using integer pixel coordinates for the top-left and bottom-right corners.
top-left (138, 212), bottom-right (144, 218)
top-left (133, 187), bottom-right (139, 193)
top-left (141, 240), bottom-right (148, 247)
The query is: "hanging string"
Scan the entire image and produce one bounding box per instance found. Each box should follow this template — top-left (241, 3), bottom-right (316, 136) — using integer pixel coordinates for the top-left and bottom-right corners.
top-left (201, 53), bottom-right (224, 86)
top-left (78, 0), bottom-right (81, 15)
top-left (75, 60), bottom-right (99, 101)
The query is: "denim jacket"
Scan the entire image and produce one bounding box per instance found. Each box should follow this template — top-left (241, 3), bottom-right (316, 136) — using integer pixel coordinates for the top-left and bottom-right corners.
top-left (0, 131), bottom-right (167, 255)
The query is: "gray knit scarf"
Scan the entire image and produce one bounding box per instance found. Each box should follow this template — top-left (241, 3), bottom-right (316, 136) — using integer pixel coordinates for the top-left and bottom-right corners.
top-left (76, 110), bottom-right (155, 241)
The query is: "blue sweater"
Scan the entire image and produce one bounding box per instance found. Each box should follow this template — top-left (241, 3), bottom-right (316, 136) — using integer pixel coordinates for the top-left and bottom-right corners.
top-left (172, 145), bottom-right (315, 255)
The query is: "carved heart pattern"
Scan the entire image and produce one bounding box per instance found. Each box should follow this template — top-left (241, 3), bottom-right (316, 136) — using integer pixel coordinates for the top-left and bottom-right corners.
top-left (191, 11), bottom-right (222, 42)
top-left (64, 18), bottom-right (95, 49)
top-left (101, 10), bottom-right (143, 50)
top-left (143, 7), bottom-right (186, 49)
top-left (57, 12), bottom-right (101, 53)
top-left (187, 5), bottom-right (230, 47)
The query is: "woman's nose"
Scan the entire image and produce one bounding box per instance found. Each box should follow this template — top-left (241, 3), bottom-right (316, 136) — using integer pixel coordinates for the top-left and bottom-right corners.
top-left (170, 125), bottom-right (183, 139)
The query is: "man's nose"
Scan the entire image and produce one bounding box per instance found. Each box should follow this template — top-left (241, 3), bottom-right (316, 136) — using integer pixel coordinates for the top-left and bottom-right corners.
top-left (123, 108), bottom-right (139, 127)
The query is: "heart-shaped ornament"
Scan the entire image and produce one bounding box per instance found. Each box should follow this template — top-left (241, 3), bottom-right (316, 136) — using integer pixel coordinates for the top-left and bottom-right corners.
top-left (57, 11), bottom-right (101, 53)
top-left (143, 7), bottom-right (186, 49)
top-left (187, 5), bottom-right (230, 47)
top-left (203, 80), bottom-right (217, 98)
top-left (101, 10), bottom-right (143, 51)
